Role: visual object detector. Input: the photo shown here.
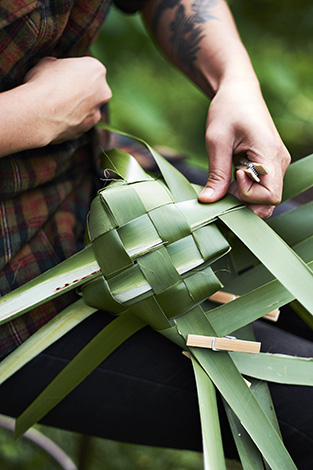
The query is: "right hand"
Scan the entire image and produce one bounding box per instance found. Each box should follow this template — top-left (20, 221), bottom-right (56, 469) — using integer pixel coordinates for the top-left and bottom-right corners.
top-left (24, 56), bottom-right (112, 144)
top-left (198, 80), bottom-right (291, 219)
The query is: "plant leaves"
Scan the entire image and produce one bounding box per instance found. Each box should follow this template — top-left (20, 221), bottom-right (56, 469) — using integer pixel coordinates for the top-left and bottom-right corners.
top-left (176, 307), bottom-right (297, 470)
top-left (15, 312), bottom-right (146, 438)
top-left (219, 208), bottom-right (313, 319)
top-left (191, 356), bottom-right (226, 470)
top-left (0, 299), bottom-right (97, 386)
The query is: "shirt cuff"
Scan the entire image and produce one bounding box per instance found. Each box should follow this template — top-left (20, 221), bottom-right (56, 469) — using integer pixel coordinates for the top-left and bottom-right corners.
top-left (113, 0), bottom-right (146, 13)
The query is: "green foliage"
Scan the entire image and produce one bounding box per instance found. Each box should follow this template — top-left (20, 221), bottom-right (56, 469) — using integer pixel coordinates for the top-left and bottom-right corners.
top-left (0, 427), bottom-right (60, 470)
top-left (0, 426), bottom-right (242, 470)
top-left (92, 1), bottom-right (313, 164)
top-left (92, 8), bottom-right (209, 168)
top-left (230, 0), bottom-right (313, 159)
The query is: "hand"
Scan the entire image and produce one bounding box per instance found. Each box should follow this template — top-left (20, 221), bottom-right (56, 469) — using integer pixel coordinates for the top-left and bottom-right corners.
top-left (24, 56), bottom-right (112, 144)
top-left (198, 80), bottom-right (291, 219)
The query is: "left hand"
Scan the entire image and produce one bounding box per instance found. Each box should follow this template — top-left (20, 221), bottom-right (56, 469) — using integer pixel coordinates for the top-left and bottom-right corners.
top-left (23, 56), bottom-right (112, 145)
top-left (198, 79), bottom-right (291, 219)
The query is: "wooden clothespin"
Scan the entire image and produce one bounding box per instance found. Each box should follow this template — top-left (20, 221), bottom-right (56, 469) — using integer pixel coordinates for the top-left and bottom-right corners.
top-left (187, 334), bottom-right (261, 354)
top-left (209, 291), bottom-right (238, 304)
top-left (209, 291), bottom-right (280, 322)
top-left (182, 350), bottom-right (191, 360)
top-left (234, 157), bottom-right (268, 183)
top-left (263, 308), bottom-right (281, 322)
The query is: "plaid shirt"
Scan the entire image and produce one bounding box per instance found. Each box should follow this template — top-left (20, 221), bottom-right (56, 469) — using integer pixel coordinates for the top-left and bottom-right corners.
top-left (0, 0), bottom-right (115, 358)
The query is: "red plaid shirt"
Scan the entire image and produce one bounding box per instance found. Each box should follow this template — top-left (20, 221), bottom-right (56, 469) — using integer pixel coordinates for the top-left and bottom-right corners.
top-left (0, 0), bottom-right (113, 357)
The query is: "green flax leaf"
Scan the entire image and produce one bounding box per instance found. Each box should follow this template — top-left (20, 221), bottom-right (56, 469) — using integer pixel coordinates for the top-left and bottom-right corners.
top-left (223, 400), bottom-right (265, 470)
top-left (282, 153), bottom-right (313, 201)
top-left (176, 307), bottom-right (297, 470)
top-left (191, 357), bottom-right (226, 470)
top-left (0, 245), bottom-right (100, 324)
top-left (15, 313), bottom-right (146, 438)
top-left (231, 352), bottom-right (313, 385)
top-left (98, 122), bottom-right (198, 202)
top-left (0, 299), bottom-right (97, 386)
top-left (101, 147), bottom-right (153, 183)
top-left (219, 208), bottom-right (313, 318)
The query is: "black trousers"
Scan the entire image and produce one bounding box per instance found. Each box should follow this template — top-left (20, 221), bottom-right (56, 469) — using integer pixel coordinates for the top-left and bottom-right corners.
top-left (0, 305), bottom-right (312, 470)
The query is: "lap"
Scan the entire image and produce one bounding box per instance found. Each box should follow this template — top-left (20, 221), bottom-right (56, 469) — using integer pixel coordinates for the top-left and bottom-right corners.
top-left (0, 307), bottom-right (312, 469)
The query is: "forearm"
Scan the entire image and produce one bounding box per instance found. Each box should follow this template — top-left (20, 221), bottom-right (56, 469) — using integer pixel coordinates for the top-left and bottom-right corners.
top-left (142, 0), bottom-right (258, 98)
top-left (142, 0), bottom-right (290, 219)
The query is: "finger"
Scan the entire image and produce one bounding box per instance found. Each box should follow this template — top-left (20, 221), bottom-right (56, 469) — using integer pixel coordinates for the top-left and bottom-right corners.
top-left (246, 203), bottom-right (275, 220)
top-left (229, 180), bottom-right (275, 219)
top-left (101, 82), bottom-right (113, 104)
top-left (229, 173), bottom-right (277, 219)
top-left (198, 131), bottom-right (233, 203)
top-left (38, 56), bottom-right (57, 64)
top-left (235, 169), bottom-right (281, 206)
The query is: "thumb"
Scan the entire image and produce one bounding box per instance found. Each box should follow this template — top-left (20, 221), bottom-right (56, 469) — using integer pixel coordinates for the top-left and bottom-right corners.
top-left (198, 138), bottom-right (233, 203)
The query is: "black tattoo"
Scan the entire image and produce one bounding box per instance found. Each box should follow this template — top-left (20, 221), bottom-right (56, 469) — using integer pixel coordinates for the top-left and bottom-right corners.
top-left (191, 0), bottom-right (218, 23)
top-left (152, 0), bottom-right (180, 34)
top-left (153, 0), bottom-right (219, 74)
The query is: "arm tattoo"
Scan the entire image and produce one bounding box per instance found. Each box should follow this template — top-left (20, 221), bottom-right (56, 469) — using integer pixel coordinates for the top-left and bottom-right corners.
top-left (153, 0), bottom-right (219, 75)
top-left (152, 0), bottom-right (180, 33)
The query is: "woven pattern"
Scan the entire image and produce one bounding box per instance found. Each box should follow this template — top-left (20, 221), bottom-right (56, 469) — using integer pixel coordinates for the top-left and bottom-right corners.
top-left (1, 129), bottom-right (312, 470)
top-left (82, 166), bottom-right (230, 330)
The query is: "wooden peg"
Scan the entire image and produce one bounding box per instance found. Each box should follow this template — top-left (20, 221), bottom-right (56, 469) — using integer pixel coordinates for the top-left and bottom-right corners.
top-left (263, 308), bottom-right (280, 322)
top-left (186, 334), bottom-right (261, 354)
top-left (251, 163), bottom-right (268, 175)
top-left (182, 351), bottom-right (191, 359)
top-left (209, 291), bottom-right (238, 304)
top-left (243, 166), bottom-right (261, 183)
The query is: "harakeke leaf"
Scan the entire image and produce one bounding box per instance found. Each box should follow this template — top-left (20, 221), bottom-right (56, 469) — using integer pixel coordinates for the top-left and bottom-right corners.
top-left (15, 312), bottom-right (146, 437)
top-left (220, 208), bottom-right (313, 319)
top-left (0, 299), bottom-right (97, 386)
top-left (176, 307), bottom-right (297, 470)
top-left (191, 356), bottom-right (226, 470)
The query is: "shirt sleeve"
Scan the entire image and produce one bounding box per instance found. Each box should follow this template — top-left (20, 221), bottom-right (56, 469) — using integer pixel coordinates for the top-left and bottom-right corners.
top-left (112, 0), bottom-right (146, 13)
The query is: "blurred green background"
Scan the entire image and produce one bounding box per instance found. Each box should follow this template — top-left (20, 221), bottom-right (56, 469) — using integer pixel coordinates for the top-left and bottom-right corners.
top-left (1, 1), bottom-right (312, 468)
top-left (0, 421), bottom-right (241, 470)
top-left (92, 0), bottom-right (313, 169)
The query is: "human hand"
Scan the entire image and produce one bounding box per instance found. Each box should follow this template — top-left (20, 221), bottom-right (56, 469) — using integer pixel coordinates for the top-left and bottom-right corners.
top-left (24, 56), bottom-right (112, 144)
top-left (198, 80), bottom-right (291, 219)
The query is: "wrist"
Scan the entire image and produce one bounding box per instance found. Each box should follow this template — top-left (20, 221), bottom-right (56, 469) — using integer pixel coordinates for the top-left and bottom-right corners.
top-left (21, 82), bottom-right (54, 147)
top-left (216, 74), bottom-right (262, 99)
top-left (0, 83), bottom-right (52, 158)
top-left (199, 47), bottom-right (260, 98)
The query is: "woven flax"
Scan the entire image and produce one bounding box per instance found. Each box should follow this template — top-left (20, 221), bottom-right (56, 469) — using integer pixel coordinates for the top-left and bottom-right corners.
top-left (82, 162), bottom-right (231, 330)
top-left (1, 129), bottom-right (313, 470)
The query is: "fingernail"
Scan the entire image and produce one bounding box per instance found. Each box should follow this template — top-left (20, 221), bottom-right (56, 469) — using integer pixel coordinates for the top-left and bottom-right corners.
top-left (200, 187), bottom-right (214, 200)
